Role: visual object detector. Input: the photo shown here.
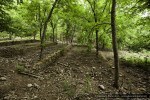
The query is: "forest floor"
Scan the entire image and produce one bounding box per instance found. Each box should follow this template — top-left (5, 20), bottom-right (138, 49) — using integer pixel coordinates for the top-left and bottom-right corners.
top-left (0, 43), bottom-right (149, 100)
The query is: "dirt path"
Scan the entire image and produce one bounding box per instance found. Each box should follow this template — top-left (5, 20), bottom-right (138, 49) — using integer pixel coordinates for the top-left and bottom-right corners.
top-left (0, 46), bottom-right (149, 100)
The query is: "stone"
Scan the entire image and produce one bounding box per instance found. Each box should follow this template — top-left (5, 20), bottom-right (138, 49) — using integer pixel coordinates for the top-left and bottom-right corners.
top-left (27, 84), bottom-right (33, 88)
top-left (138, 88), bottom-right (146, 92)
top-left (4, 96), bottom-right (10, 100)
top-left (32, 96), bottom-right (38, 99)
top-left (33, 83), bottom-right (40, 89)
top-left (119, 74), bottom-right (123, 77)
top-left (76, 63), bottom-right (79, 66)
top-left (0, 77), bottom-right (7, 81)
top-left (98, 85), bottom-right (105, 90)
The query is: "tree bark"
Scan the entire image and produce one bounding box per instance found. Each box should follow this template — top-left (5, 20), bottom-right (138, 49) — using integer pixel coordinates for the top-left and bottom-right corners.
top-left (50, 20), bottom-right (55, 43)
top-left (93, 1), bottom-right (99, 57)
top-left (17, 0), bottom-right (19, 5)
top-left (95, 29), bottom-right (99, 56)
top-left (94, 11), bottom-right (99, 57)
top-left (87, 0), bottom-right (99, 57)
top-left (9, 33), bottom-right (13, 40)
top-left (52, 28), bottom-right (55, 42)
top-left (33, 32), bottom-right (36, 40)
top-left (39, 0), bottom-right (59, 60)
top-left (55, 25), bottom-right (58, 43)
top-left (20, 0), bottom-right (23, 3)
top-left (111, 0), bottom-right (119, 89)
top-left (40, 23), bottom-right (43, 40)
top-left (70, 25), bottom-right (76, 44)
top-left (38, 3), bottom-right (43, 41)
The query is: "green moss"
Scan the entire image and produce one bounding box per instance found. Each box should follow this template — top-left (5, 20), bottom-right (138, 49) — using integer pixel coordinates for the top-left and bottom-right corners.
top-left (15, 64), bottom-right (25, 73)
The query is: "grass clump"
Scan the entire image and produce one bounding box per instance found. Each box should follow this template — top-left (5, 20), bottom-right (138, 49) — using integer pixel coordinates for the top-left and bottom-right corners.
top-left (15, 63), bottom-right (25, 73)
top-left (120, 56), bottom-right (150, 71)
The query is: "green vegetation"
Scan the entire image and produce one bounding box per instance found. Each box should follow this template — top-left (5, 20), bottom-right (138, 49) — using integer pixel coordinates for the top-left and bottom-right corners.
top-left (0, 0), bottom-right (149, 90)
top-left (15, 63), bottom-right (25, 73)
top-left (120, 51), bottom-right (150, 71)
top-left (0, 0), bottom-right (149, 51)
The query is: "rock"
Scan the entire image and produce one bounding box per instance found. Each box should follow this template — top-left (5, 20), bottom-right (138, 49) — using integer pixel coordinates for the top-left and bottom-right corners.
top-left (31, 96), bottom-right (38, 99)
top-left (0, 77), bottom-right (7, 81)
top-left (23, 97), bottom-right (28, 99)
top-left (126, 70), bottom-right (130, 73)
top-left (138, 88), bottom-right (146, 92)
top-left (98, 85), bottom-right (105, 90)
top-left (4, 96), bottom-right (10, 100)
top-left (76, 63), bottom-right (79, 66)
top-left (27, 84), bottom-right (33, 88)
top-left (38, 77), bottom-right (44, 81)
top-left (33, 83), bottom-right (40, 89)
top-left (119, 74), bottom-right (123, 77)
top-left (119, 87), bottom-right (126, 94)
top-left (60, 69), bottom-right (64, 73)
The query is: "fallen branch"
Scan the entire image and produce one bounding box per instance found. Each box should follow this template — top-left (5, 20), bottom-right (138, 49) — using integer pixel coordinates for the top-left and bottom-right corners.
top-left (18, 71), bottom-right (43, 79)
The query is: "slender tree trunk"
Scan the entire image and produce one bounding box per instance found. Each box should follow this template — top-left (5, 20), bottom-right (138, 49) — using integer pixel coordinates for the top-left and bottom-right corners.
top-left (102, 42), bottom-right (105, 50)
top-left (52, 28), bottom-right (55, 42)
top-left (50, 20), bottom-right (55, 43)
top-left (33, 33), bottom-right (36, 40)
top-left (39, 0), bottom-right (59, 60)
top-left (111, 0), bottom-right (119, 89)
top-left (94, 16), bottom-right (99, 57)
top-left (95, 29), bottom-right (99, 56)
top-left (17, 0), bottom-right (19, 5)
top-left (70, 26), bottom-right (76, 44)
top-left (9, 33), bottom-right (13, 40)
top-left (38, 4), bottom-right (43, 41)
top-left (20, 0), bottom-right (23, 3)
top-left (86, 0), bottom-right (99, 56)
top-left (55, 25), bottom-right (58, 43)
top-left (40, 23), bottom-right (42, 40)
top-left (93, 2), bottom-right (99, 57)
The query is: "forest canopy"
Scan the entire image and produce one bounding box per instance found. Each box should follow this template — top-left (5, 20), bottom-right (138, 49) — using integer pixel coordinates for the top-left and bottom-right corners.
top-left (0, 0), bottom-right (149, 51)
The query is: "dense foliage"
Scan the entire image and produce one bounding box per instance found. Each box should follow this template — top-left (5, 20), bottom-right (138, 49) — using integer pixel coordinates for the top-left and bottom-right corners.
top-left (0, 0), bottom-right (149, 51)
top-left (0, 0), bottom-right (13, 32)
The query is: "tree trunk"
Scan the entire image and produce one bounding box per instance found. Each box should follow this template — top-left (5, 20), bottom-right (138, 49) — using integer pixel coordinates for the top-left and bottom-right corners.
top-left (9, 33), bottom-right (13, 40)
top-left (111, 0), bottom-right (119, 89)
top-left (33, 33), bottom-right (36, 40)
top-left (55, 25), bottom-right (58, 43)
top-left (102, 42), bottom-right (105, 50)
top-left (39, 0), bottom-right (59, 60)
top-left (70, 26), bottom-right (76, 44)
top-left (86, 0), bottom-right (99, 56)
top-left (52, 28), bottom-right (55, 43)
top-left (93, 2), bottom-right (99, 57)
top-left (95, 29), bottom-right (99, 56)
top-left (40, 23), bottom-right (42, 40)
top-left (50, 20), bottom-right (55, 43)
top-left (94, 15), bottom-right (99, 57)
top-left (20, 0), bottom-right (23, 3)
top-left (17, 0), bottom-right (19, 5)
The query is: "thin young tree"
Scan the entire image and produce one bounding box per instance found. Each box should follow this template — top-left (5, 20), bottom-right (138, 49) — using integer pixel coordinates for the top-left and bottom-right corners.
top-left (40, 0), bottom-right (60, 60)
top-left (86, 0), bottom-right (99, 57)
top-left (111, 0), bottom-right (119, 88)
